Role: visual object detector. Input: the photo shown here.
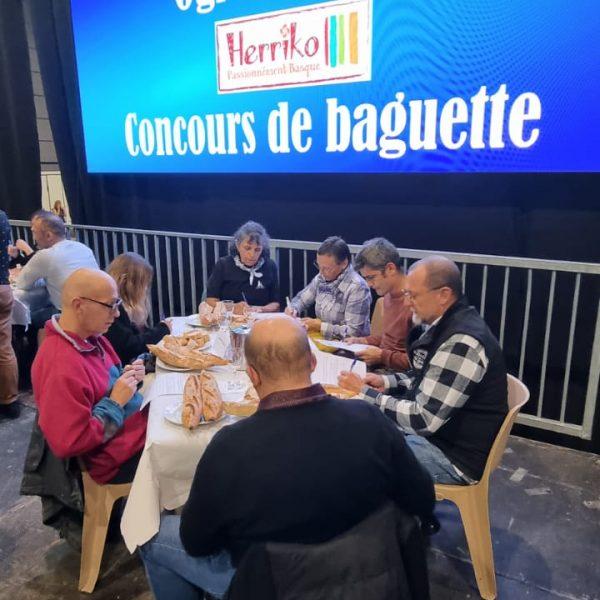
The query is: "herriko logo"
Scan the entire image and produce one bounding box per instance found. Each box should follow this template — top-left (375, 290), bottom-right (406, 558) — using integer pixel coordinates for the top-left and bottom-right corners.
top-left (215, 0), bottom-right (372, 93)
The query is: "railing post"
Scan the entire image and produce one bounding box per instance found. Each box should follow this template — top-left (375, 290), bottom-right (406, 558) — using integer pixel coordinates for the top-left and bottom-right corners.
top-left (582, 297), bottom-right (600, 440)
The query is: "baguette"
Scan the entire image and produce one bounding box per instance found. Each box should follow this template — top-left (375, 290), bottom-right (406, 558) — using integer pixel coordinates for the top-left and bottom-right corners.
top-left (182, 374), bottom-right (203, 429)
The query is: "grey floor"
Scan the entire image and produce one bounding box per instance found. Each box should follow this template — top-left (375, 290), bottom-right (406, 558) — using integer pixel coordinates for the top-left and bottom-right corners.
top-left (1, 394), bottom-right (599, 599)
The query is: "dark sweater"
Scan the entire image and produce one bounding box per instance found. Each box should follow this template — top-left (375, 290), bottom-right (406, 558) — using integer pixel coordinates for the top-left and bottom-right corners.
top-left (105, 307), bottom-right (170, 364)
top-left (206, 255), bottom-right (279, 306)
top-left (180, 385), bottom-right (435, 565)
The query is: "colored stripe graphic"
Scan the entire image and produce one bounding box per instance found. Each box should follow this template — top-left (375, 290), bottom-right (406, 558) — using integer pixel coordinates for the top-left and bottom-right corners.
top-left (324, 17), bottom-right (329, 65)
top-left (349, 12), bottom-right (358, 64)
top-left (338, 14), bottom-right (345, 65)
top-left (329, 15), bottom-right (337, 68)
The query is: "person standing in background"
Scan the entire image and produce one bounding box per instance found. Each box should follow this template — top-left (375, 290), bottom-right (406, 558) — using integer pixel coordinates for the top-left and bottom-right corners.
top-left (0, 210), bottom-right (20, 419)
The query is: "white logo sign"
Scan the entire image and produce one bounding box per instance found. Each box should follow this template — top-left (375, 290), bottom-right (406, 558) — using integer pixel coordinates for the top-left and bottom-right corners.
top-left (215, 0), bottom-right (372, 94)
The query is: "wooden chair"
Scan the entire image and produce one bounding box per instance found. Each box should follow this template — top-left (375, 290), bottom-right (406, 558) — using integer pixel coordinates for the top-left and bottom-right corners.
top-left (370, 297), bottom-right (384, 337)
top-left (78, 464), bottom-right (132, 593)
top-left (434, 374), bottom-right (529, 599)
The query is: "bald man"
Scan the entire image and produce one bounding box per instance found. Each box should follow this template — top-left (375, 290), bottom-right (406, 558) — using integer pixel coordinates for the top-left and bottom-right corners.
top-left (141, 317), bottom-right (434, 599)
top-left (31, 268), bottom-right (147, 484)
top-left (340, 255), bottom-right (508, 485)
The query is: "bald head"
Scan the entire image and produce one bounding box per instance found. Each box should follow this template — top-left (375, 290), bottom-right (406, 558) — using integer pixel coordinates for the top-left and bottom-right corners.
top-left (409, 255), bottom-right (462, 299)
top-left (245, 317), bottom-right (313, 384)
top-left (62, 269), bottom-right (116, 307)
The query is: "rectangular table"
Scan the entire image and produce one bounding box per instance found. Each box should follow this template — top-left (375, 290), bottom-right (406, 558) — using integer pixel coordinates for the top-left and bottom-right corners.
top-left (120, 315), bottom-right (364, 552)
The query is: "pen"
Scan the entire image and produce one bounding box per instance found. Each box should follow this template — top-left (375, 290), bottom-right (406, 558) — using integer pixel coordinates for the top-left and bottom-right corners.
top-left (349, 358), bottom-right (358, 372)
top-left (286, 296), bottom-right (292, 310)
top-left (241, 292), bottom-right (248, 304)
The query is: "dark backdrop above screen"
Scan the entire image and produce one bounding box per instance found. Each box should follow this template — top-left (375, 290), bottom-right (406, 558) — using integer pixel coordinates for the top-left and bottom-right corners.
top-left (70, 0), bottom-right (600, 174)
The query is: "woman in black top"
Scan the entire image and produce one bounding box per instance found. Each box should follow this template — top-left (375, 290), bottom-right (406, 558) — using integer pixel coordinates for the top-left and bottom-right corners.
top-left (206, 221), bottom-right (280, 313)
top-left (105, 252), bottom-right (171, 364)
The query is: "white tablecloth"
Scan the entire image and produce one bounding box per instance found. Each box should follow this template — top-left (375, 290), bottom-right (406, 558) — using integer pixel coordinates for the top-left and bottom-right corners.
top-left (121, 317), bottom-right (244, 552)
top-left (120, 315), bottom-right (365, 552)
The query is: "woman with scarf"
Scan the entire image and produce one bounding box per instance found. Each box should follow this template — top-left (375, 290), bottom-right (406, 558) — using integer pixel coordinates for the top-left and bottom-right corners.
top-left (205, 221), bottom-right (280, 314)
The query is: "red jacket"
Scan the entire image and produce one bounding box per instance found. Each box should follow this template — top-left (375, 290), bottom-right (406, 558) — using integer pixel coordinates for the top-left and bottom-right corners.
top-left (32, 318), bottom-right (147, 483)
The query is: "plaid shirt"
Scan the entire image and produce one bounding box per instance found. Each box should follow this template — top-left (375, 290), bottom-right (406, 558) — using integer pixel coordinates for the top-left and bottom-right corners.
top-left (361, 333), bottom-right (488, 436)
top-left (291, 265), bottom-right (371, 339)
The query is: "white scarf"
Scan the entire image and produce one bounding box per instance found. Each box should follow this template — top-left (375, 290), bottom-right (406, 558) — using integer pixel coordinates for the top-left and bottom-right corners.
top-left (234, 255), bottom-right (265, 287)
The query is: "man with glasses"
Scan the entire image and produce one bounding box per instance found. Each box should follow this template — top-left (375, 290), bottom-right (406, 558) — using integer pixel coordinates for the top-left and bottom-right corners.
top-left (31, 268), bottom-right (147, 485)
top-left (339, 256), bottom-right (507, 485)
top-left (346, 238), bottom-right (413, 371)
top-left (285, 236), bottom-right (371, 339)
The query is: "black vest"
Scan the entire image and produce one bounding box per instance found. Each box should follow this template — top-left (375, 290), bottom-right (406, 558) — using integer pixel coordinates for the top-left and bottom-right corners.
top-left (407, 298), bottom-right (508, 480)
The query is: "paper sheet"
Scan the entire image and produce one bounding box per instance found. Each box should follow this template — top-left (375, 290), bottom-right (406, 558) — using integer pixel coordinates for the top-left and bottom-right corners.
top-left (140, 372), bottom-right (189, 409)
top-left (313, 339), bottom-right (371, 354)
top-left (311, 351), bottom-right (366, 385)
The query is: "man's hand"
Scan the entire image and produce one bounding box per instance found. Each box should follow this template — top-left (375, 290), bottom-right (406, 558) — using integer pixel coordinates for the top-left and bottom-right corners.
top-left (7, 245), bottom-right (19, 258)
top-left (109, 371), bottom-right (139, 406)
top-left (338, 371), bottom-right (364, 394)
top-left (344, 336), bottom-right (367, 344)
top-left (284, 306), bottom-right (298, 317)
top-left (123, 358), bottom-right (145, 383)
top-left (364, 373), bottom-right (386, 392)
top-left (355, 345), bottom-right (383, 366)
top-left (301, 317), bottom-right (322, 333)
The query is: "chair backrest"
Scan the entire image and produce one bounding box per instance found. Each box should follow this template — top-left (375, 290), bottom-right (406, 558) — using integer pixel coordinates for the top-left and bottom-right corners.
top-left (481, 374), bottom-right (529, 480)
top-left (370, 297), bottom-right (384, 337)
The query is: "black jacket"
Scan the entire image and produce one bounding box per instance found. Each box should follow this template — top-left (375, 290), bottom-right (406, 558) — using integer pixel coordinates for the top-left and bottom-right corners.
top-left (408, 297), bottom-right (508, 479)
top-left (225, 502), bottom-right (430, 600)
top-left (105, 307), bottom-right (169, 364)
top-left (20, 418), bottom-right (83, 529)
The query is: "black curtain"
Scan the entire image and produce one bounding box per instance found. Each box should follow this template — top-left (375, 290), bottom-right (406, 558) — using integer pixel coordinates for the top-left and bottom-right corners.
top-left (0, 0), bottom-right (40, 219)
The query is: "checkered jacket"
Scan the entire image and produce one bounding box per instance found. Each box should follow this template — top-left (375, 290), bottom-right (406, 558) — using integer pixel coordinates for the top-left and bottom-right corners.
top-left (291, 265), bottom-right (371, 339)
top-left (361, 333), bottom-right (488, 435)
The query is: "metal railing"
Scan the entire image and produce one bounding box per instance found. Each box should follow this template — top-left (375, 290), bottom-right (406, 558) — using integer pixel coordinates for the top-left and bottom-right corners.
top-left (9, 219), bottom-right (600, 441)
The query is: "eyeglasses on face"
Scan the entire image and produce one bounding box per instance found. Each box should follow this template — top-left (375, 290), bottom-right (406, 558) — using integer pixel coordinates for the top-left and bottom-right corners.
top-left (361, 270), bottom-right (385, 283)
top-left (80, 296), bottom-right (123, 310)
top-left (313, 260), bottom-right (342, 274)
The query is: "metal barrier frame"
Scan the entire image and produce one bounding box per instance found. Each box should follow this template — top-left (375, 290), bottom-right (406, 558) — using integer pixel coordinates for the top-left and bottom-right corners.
top-left (9, 219), bottom-right (600, 441)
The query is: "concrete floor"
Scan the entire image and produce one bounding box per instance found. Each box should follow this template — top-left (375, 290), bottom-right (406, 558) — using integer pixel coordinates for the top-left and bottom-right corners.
top-left (1, 394), bottom-right (599, 599)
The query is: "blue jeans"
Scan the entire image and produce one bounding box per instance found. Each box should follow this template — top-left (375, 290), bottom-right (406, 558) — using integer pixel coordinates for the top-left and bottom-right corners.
top-left (405, 434), bottom-right (469, 485)
top-left (139, 515), bottom-right (236, 600)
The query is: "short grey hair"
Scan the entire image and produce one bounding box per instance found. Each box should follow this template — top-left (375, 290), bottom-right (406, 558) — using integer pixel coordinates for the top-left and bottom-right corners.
top-left (354, 237), bottom-right (403, 272)
top-left (35, 212), bottom-right (66, 239)
top-left (229, 221), bottom-right (271, 258)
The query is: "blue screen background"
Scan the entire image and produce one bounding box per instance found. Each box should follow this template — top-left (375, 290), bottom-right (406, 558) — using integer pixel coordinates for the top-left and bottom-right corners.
top-left (71, 0), bottom-right (600, 173)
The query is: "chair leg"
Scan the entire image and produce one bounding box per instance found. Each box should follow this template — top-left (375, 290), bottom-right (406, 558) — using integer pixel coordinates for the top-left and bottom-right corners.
top-left (78, 490), bottom-right (118, 593)
top-left (454, 487), bottom-right (497, 600)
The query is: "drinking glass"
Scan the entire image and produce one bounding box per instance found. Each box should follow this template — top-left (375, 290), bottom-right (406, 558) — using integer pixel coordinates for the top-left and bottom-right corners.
top-left (222, 300), bottom-right (235, 327)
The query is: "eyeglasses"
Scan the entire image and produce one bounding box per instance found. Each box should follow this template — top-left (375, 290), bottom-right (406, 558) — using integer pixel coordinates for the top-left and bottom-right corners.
top-left (80, 296), bottom-right (123, 311)
top-left (361, 271), bottom-right (385, 283)
top-left (400, 286), bottom-right (445, 301)
top-left (313, 260), bottom-right (341, 274)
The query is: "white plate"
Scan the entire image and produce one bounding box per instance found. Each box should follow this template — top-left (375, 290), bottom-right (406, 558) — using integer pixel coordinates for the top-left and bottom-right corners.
top-left (155, 358), bottom-right (194, 372)
top-left (163, 402), bottom-right (227, 427)
top-left (185, 315), bottom-right (219, 329)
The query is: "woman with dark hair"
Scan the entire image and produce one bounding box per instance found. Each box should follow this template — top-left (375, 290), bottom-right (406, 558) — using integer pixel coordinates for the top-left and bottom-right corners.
top-left (286, 236), bottom-right (371, 339)
top-left (105, 252), bottom-right (171, 364)
top-left (205, 221), bottom-right (280, 313)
